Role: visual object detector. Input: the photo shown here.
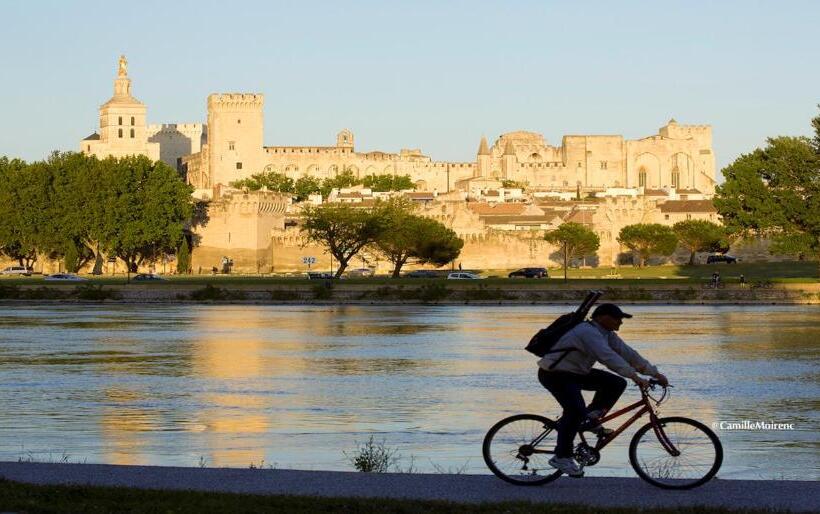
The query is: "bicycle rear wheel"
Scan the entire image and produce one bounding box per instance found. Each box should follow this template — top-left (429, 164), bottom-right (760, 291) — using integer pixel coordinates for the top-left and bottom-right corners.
top-left (482, 414), bottom-right (562, 486)
top-left (629, 416), bottom-right (722, 489)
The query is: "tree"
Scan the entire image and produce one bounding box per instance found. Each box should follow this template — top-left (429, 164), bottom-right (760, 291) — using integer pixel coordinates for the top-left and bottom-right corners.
top-left (617, 224), bottom-right (678, 267)
top-left (714, 123), bottom-right (820, 275)
top-left (321, 169), bottom-right (359, 197)
top-left (544, 222), bottom-right (600, 281)
top-left (501, 179), bottom-right (527, 190)
top-left (176, 237), bottom-right (191, 274)
top-left (63, 241), bottom-right (80, 273)
top-left (96, 156), bottom-right (194, 278)
top-left (0, 159), bottom-right (58, 269)
top-left (371, 198), bottom-right (463, 277)
top-left (361, 174), bottom-right (415, 192)
top-left (230, 171), bottom-right (294, 193)
top-left (294, 175), bottom-right (323, 202)
top-left (300, 203), bottom-right (391, 278)
top-left (672, 220), bottom-right (727, 265)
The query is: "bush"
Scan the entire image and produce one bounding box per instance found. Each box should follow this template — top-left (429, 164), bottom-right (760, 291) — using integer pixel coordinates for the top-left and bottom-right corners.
top-left (344, 436), bottom-right (400, 473)
top-left (189, 284), bottom-right (246, 301)
top-left (73, 285), bottom-right (118, 301)
top-left (312, 281), bottom-right (334, 300)
top-left (0, 285), bottom-right (20, 299)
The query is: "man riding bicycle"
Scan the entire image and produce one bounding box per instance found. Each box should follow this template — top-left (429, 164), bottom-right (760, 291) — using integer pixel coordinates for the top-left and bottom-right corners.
top-left (537, 303), bottom-right (668, 477)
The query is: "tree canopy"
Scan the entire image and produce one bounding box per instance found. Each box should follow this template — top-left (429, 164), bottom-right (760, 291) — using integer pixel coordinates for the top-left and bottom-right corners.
top-left (229, 169), bottom-right (416, 200)
top-left (672, 220), bottom-right (727, 265)
top-left (714, 113), bottom-right (820, 274)
top-left (617, 223), bottom-right (678, 267)
top-left (544, 222), bottom-right (600, 281)
top-left (300, 202), bottom-right (391, 278)
top-left (370, 198), bottom-right (463, 277)
top-left (0, 152), bottom-right (194, 274)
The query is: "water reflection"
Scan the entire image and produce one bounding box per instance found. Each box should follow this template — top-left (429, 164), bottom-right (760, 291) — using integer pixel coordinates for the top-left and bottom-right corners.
top-left (0, 305), bottom-right (816, 479)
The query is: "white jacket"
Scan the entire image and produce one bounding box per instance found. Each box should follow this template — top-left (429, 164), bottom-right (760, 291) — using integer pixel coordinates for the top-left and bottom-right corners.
top-left (537, 320), bottom-right (659, 379)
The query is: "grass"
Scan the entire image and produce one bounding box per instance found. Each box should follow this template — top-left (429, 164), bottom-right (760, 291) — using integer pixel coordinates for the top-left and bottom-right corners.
top-left (0, 262), bottom-right (815, 287)
top-left (0, 479), bottom-right (790, 514)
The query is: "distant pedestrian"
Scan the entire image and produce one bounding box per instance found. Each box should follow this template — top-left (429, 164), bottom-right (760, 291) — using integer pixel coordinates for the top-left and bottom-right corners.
top-left (739, 274), bottom-right (746, 287)
top-left (458, 262), bottom-right (463, 271)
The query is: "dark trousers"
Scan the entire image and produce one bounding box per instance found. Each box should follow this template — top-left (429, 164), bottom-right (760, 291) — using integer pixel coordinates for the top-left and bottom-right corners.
top-left (538, 368), bottom-right (627, 457)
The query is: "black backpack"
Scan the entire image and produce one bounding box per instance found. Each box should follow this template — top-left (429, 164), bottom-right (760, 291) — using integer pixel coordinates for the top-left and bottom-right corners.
top-left (524, 291), bottom-right (603, 365)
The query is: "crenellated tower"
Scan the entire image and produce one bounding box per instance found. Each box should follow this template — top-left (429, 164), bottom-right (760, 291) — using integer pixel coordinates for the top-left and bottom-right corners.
top-left (206, 93), bottom-right (265, 187)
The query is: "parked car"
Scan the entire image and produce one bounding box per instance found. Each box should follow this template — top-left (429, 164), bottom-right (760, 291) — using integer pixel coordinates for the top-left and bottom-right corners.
top-left (307, 271), bottom-right (335, 279)
top-left (706, 254), bottom-right (738, 264)
top-left (404, 270), bottom-right (439, 278)
top-left (346, 268), bottom-right (374, 278)
top-left (44, 273), bottom-right (87, 282)
top-left (133, 273), bottom-right (165, 281)
top-left (508, 267), bottom-right (548, 278)
top-left (1, 266), bottom-right (33, 276)
top-left (447, 272), bottom-right (482, 280)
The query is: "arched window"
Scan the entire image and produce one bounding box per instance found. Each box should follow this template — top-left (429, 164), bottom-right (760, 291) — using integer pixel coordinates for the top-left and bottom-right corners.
top-left (130, 128), bottom-right (135, 138)
top-left (131, 116), bottom-right (135, 126)
top-left (118, 116), bottom-right (122, 125)
top-left (638, 167), bottom-right (647, 187)
top-left (671, 166), bottom-right (680, 188)
top-left (118, 128), bottom-right (123, 138)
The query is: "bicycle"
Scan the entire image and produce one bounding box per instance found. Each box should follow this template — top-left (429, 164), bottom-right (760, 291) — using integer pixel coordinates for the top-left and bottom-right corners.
top-left (482, 380), bottom-right (722, 489)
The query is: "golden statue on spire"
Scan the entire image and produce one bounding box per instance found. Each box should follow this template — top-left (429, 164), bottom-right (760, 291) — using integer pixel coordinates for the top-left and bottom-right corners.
top-left (118, 55), bottom-right (128, 77)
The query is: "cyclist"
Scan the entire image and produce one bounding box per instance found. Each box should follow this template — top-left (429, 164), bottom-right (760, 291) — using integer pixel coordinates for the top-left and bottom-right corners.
top-left (537, 303), bottom-right (668, 477)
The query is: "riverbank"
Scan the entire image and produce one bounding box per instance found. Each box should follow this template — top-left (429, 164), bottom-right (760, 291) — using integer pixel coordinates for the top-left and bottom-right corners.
top-left (1, 462), bottom-right (817, 513)
top-left (1, 281), bottom-right (819, 304)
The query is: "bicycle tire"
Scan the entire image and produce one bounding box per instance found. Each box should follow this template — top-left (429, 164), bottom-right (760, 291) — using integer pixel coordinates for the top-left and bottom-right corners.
top-left (629, 416), bottom-right (722, 489)
top-left (482, 414), bottom-right (562, 486)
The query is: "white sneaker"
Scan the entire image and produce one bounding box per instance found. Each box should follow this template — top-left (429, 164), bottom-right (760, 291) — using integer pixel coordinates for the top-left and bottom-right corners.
top-left (548, 456), bottom-right (584, 477)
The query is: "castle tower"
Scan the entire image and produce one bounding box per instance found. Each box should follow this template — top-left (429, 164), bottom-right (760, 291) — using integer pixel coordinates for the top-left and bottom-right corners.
top-left (475, 136), bottom-right (491, 177)
top-left (501, 139), bottom-right (517, 180)
top-left (336, 129), bottom-right (354, 150)
top-left (206, 93), bottom-right (265, 187)
top-left (80, 55), bottom-right (159, 161)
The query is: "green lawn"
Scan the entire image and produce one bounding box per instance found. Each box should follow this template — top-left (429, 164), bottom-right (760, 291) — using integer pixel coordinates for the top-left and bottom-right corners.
top-left (0, 479), bottom-right (786, 514)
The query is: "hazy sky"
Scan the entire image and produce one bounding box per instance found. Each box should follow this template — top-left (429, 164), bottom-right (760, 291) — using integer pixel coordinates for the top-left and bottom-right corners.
top-left (2, 1), bottom-right (818, 174)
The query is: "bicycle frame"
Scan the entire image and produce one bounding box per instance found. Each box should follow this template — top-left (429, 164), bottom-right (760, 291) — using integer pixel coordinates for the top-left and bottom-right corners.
top-left (579, 387), bottom-right (681, 456)
top-left (531, 386), bottom-right (680, 457)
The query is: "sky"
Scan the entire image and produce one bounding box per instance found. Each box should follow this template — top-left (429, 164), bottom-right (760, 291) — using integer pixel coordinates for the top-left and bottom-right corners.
top-left (1, 0), bottom-right (818, 175)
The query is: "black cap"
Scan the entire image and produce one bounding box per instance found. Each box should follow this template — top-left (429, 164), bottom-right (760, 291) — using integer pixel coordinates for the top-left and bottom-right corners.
top-left (592, 303), bottom-right (632, 319)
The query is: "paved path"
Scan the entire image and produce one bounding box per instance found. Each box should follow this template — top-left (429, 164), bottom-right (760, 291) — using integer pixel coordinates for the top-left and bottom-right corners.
top-left (1, 462), bottom-right (817, 512)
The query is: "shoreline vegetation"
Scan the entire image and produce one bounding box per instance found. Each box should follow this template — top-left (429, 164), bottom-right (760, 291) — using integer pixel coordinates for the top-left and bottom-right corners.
top-left (1, 262), bottom-right (818, 305)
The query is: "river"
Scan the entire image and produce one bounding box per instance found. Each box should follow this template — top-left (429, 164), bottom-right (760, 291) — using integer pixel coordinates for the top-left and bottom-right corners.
top-left (0, 304), bottom-right (817, 480)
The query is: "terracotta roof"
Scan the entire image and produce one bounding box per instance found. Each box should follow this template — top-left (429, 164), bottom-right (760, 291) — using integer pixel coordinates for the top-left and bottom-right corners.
top-left (644, 189), bottom-right (668, 196)
top-left (659, 200), bottom-right (717, 213)
top-left (485, 190), bottom-right (500, 196)
top-left (337, 192), bottom-right (364, 198)
top-left (563, 209), bottom-right (595, 224)
top-left (404, 192), bottom-right (435, 200)
top-left (467, 203), bottom-right (527, 216)
top-left (485, 215), bottom-right (560, 225)
top-left (676, 188), bottom-right (702, 194)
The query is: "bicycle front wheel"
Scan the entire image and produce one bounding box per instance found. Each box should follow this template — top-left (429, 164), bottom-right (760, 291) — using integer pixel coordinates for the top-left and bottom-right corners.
top-left (482, 414), bottom-right (561, 486)
top-left (629, 416), bottom-right (722, 489)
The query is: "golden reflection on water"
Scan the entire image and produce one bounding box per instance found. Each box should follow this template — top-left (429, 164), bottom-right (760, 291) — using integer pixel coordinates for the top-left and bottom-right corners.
top-left (190, 308), bottom-right (277, 466)
top-left (100, 387), bottom-right (152, 465)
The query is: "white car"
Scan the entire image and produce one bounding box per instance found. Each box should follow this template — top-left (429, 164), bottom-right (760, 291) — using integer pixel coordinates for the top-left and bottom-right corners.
top-left (1, 266), bottom-right (33, 276)
top-left (44, 273), bottom-right (88, 282)
top-left (447, 272), bottom-right (482, 280)
top-left (346, 268), bottom-right (374, 278)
